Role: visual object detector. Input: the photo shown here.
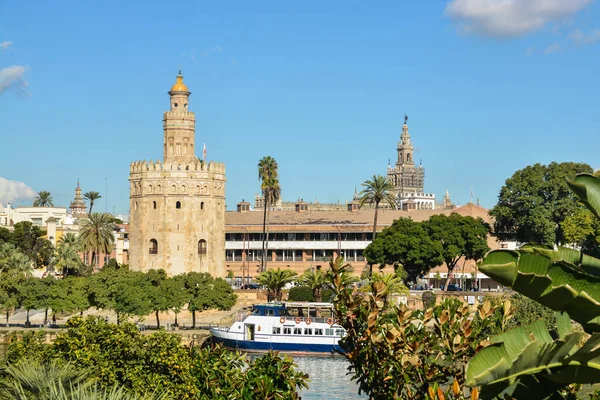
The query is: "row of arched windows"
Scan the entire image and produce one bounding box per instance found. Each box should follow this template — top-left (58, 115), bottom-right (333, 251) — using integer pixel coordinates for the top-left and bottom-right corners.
top-left (149, 239), bottom-right (207, 255)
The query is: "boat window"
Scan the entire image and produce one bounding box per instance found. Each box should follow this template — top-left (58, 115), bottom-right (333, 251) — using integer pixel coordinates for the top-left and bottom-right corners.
top-left (335, 329), bottom-right (344, 337)
top-left (293, 328), bottom-right (302, 335)
top-left (304, 328), bottom-right (313, 335)
top-left (283, 327), bottom-right (292, 335)
top-left (314, 328), bottom-right (323, 335)
top-left (267, 309), bottom-right (274, 316)
top-left (272, 327), bottom-right (281, 334)
top-left (325, 328), bottom-right (334, 336)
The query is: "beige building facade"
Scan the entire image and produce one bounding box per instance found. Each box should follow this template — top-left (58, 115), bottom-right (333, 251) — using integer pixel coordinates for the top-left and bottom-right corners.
top-left (129, 72), bottom-right (226, 276)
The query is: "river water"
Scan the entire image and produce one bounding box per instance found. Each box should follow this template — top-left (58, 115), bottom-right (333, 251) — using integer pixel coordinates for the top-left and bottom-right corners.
top-left (292, 356), bottom-right (366, 399)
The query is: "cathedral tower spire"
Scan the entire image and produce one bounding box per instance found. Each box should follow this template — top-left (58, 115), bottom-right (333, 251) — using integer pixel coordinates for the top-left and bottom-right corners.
top-left (163, 71), bottom-right (197, 163)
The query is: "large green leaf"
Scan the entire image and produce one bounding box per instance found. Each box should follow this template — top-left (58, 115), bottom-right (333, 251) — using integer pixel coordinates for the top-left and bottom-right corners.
top-left (466, 320), bottom-right (600, 399)
top-left (568, 174), bottom-right (600, 218)
top-left (480, 248), bottom-right (600, 332)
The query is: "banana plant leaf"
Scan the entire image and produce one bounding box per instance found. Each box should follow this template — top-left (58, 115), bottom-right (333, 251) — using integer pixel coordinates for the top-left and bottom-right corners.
top-left (480, 249), bottom-right (600, 332)
top-left (466, 319), bottom-right (600, 399)
top-left (568, 174), bottom-right (600, 218)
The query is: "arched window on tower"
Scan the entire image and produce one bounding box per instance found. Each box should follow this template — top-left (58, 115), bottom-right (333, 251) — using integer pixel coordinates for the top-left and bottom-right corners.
top-left (198, 239), bottom-right (207, 255)
top-left (149, 239), bottom-right (158, 255)
top-left (407, 153), bottom-right (411, 163)
top-left (169, 144), bottom-right (174, 155)
top-left (176, 201), bottom-right (181, 209)
top-left (399, 154), bottom-right (403, 163)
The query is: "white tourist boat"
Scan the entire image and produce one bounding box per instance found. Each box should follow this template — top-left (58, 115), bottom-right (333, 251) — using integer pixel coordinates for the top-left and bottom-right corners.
top-left (210, 302), bottom-right (346, 355)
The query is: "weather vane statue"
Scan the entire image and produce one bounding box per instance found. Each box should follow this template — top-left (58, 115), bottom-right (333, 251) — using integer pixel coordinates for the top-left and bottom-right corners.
top-left (404, 114), bottom-right (408, 124)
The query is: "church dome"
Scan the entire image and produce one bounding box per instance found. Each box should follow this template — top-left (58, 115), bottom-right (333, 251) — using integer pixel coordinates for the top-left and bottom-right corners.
top-left (170, 74), bottom-right (189, 92)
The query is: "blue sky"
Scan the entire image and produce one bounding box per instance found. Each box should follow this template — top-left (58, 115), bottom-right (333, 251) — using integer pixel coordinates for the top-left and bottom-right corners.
top-left (1, 0), bottom-right (599, 213)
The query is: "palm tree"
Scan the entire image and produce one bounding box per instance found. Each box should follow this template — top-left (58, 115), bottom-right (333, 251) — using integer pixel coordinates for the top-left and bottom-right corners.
top-left (256, 268), bottom-right (297, 302)
top-left (300, 269), bottom-right (326, 302)
top-left (263, 177), bottom-right (281, 272)
top-left (359, 175), bottom-right (397, 240)
top-left (78, 213), bottom-right (115, 270)
top-left (258, 156), bottom-right (279, 272)
top-left (33, 191), bottom-right (53, 207)
top-left (365, 272), bottom-right (408, 308)
top-left (83, 191), bottom-right (102, 214)
top-left (53, 233), bottom-right (84, 277)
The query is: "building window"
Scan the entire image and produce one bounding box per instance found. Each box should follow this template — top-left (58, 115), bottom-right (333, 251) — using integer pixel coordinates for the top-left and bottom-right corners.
top-left (149, 239), bottom-right (158, 255)
top-left (198, 239), bottom-right (207, 255)
top-left (201, 201), bottom-right (205, 210)
top-left (134, 202), bottom-right (138, 210)
top-left (153, 201), bottom-right (157, 209)
top-left (176, 201), bottom-right (181, 209)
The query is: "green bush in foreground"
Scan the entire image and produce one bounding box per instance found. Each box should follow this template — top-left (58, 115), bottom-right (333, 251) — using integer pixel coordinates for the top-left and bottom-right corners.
top-left (5, 316), bottom-right (308, 399)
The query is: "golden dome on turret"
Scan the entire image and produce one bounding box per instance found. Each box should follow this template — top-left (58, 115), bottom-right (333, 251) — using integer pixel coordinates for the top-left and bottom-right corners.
top-left (170, 71), bottom-right (189, 93)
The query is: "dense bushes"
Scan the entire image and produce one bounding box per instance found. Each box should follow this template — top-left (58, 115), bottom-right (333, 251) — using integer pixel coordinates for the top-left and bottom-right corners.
top-left (288, 285), bottom-right (334, 302)
top-left (5, 316), bottom-right (308, 399)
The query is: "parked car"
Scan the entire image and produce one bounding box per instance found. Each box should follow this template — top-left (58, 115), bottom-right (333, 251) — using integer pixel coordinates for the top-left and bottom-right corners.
top-left (241, 283), bottom-right (261, 290)
top-left (440, 284), bottom-right (462, 291)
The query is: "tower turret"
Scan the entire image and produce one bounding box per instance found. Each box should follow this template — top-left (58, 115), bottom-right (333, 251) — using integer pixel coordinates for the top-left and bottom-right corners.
top-left (163, 71), bottom-right (197, 163)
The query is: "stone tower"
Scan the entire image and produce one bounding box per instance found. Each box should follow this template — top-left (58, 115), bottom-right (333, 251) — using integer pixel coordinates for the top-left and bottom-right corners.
top-left (128, 72), bottom-right (226, 276)
top-left (69, 180), bottom-right (87, 218)
top-left (387, 117), bottom-right (425, 198)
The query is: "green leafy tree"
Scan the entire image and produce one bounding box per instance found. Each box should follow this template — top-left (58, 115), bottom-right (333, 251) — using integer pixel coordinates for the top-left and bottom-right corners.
top-left (83, 191), bottom-right (102, 214)
top-left (424, 213), bottom-right (490, 291)
top-left (10, 221), bottom-right (53, 268)
top-left (300, 268), bottom-right (326, 302)
top-left (50, 276), bottom-right (90, 317)
top-left (17, 277), bottom-right (54, 326)
top-left (88, 268), bottom-right (152, 324)
top-left (490, 162), bottom-right (593, 246)
top-left (182, 272), bottom-right (237, 329)
top-left (256, 268), bottom-right (297, 302)
top-left (79, 212), bottom-right (115, 269)
top-left (258, 156), bottom-right (279, 272)
top-left (0, 227), bottom-right (11, 244)
top-left (364, 217), bottom-right (444, 284)
top-left (561, 208), bottom-right (600, 259)
top-left (33, 191), bottom-right (53, 207)
top-left (0, 243), bottom-right (31, 326)
top-left (359, 175), bottom-right (396, 239)
top-left (145, 269), bottom-right (170, 328)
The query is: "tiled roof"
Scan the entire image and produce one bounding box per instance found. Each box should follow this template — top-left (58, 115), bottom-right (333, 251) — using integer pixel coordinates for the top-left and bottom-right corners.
top-left (226, 203), bottom-right (491, 227)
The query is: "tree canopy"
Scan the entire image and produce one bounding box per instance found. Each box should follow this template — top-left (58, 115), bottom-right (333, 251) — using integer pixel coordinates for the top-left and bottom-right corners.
top-left (365, 214), bottom-right (489, 290)
top-left (490, 161), bottom-right (593, 245)
top-left (364, 217), bottom-right (443, 284)
top-left (256, 268), bottom-right (297, 301)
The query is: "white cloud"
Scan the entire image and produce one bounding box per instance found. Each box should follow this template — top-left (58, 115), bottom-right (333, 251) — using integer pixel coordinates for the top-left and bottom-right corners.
top-left (0, 65), bottom-right (29, 95)
top-left (445, 0), bottom-right (591, 37)
top-left (0, 41), bottom-right (12, 52)
top-left (544, 43), bottom-right (562, 54)
top-left (0, 177), bottom-right (36, 205)
top-left (569, 28), bottom-right (600, 44)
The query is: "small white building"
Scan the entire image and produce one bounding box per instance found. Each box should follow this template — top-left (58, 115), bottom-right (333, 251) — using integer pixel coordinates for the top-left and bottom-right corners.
top-left (397, 192), bottom-right (436, 210)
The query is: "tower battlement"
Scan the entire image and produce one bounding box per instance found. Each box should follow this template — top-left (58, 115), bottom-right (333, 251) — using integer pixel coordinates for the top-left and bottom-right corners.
top-left (129, 160), bottom-right (226, 174)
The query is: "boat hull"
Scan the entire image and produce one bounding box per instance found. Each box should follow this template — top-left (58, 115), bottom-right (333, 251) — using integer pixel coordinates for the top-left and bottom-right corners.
top-left (210, 333), bottom-right (344, 355)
